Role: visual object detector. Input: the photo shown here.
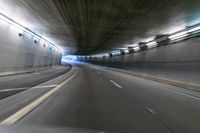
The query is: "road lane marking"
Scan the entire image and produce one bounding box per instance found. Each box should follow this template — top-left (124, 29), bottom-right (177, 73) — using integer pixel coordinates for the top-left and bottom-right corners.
top-left (0, 88), bottom-right (28, 92)
top-left (93, 64), bottom-right (200, 100)
top-left (110, 80), bottom-right (122, 88)
top-left (145, 107), bottom-right (156, 115)
top-left (32, 84), bottom-right (58, 89)
top-left (164, 87), bottom-right (200, 100)
top-left (90, 64), bottom-right (200, 101)
top-left (0, 85), bottom-right (58, 92)
top-left (1, 68), bottom-right (78, 125)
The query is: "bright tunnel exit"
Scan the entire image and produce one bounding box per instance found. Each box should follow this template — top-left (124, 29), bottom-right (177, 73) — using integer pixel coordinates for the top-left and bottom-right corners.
top-left (61, 53), bottom-right (78, 64)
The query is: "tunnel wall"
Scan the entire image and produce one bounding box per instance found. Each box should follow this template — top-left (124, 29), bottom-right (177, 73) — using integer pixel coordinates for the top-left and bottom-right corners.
top-left (0, 19), bottom-right (61, 73)
top-left (89, 37), bottom-right (200, 87)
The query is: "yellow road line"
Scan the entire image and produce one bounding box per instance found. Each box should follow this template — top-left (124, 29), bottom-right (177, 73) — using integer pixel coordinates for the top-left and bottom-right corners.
top-left (1, 68), bottom-right (78, 125)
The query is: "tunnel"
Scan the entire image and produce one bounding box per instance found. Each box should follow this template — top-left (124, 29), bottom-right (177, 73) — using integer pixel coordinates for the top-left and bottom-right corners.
top-left (0, 0), bottom-right (199, 133)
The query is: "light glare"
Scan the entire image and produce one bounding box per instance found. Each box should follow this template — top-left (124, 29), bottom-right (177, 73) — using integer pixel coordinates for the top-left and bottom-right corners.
top-left (188, 26), bottom-right (200, 33)
top-left (133, 46), bottom-right (140, 52)
top-left (146, 41), bottom-right (157, 48)
top-left (169, 31), bottom-right (188, 40)
top-left (0, 12), bottom-right (63, 53)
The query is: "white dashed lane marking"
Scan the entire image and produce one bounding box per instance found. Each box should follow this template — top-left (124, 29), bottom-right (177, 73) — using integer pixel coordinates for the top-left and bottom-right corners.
top-left (110, 80), bottom-right (123, 89)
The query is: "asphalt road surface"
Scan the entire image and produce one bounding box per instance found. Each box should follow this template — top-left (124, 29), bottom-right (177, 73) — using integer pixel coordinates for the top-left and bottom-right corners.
top-left (0, 65), bottom-right (71, 99)
top-left (0, 64), bottom-right (200, 133)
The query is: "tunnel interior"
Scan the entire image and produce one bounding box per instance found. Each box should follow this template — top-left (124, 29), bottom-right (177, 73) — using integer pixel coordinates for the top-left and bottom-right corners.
top-left (0, 0), bottom-right (199, 133)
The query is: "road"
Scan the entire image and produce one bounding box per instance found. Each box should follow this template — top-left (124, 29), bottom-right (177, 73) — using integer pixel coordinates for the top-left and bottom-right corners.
top-left (0, 63), bottom-right (200, 133)
top-left (0, 65), bottom-right (71, 99)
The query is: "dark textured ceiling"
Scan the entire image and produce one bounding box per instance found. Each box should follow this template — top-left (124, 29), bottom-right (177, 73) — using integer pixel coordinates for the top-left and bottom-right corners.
top-left (0, 0), bottom-right (200, 54)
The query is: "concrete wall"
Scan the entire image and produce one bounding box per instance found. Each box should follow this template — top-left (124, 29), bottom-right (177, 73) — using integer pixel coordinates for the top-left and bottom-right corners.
top-left (0, 18), bottom-right (61, 73)
top-left (89, 37), bottom-right (200, 86)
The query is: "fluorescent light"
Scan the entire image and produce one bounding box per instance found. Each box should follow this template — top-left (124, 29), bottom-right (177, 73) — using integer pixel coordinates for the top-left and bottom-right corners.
top-left (124, 49), bottom-right (129, 54)
top-left (188, 26), bottom-right (200, 33)
top-left (117, 48), bottom-right (129, 54)
top-left (92, 53), bottom-right (109, 58)
top-left (146, 41), bottom-right (157, 48)
top-left (133, 46), bottom-right (140, 52)
top-left (112, 51), bottom-right (121, 56)
top-left (118, 48), bottom-right (127, 50)
top-left (169, 31), bottom-right (188, 40)
top-left (169, 34), bottom-right (188, 41)
top-left (143, 37), bottom-right (154, 42)
top-left (103, 53), bottom-right (109, 57)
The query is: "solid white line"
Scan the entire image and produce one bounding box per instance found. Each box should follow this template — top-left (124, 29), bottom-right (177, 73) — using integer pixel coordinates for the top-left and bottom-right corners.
top-left (1, 68), bottom-right (78, 125)
top-left (0, 85), bottom-right (58, 92)
top-left (0, 88), bottom-right (28, 92)
top-left (110, 80), bottom-right (122, 88)
top-left (32, 85), bottom-right (58, 89)
top-left (164, 87), bottom-right (200, 100)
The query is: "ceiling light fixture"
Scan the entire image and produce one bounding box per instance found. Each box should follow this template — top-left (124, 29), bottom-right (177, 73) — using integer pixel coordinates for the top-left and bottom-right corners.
top-left (168, 31), bottom-right (188, 40)
top-left (133, 46), bottom-right (140, 52)
top-left (146, 41), bottom-right (157, 49)
top-left (188, 25), bottom-right (200, 33)
top-left (124, 49), bottom-right (129, 54)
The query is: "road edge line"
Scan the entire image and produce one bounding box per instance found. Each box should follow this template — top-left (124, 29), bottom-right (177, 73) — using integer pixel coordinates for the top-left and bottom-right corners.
top-left (0, 68), bottom-right (78, 125)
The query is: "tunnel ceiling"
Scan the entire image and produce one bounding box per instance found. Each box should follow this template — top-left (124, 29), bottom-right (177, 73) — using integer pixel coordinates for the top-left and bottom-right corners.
top-left (0, 0), bottom-right (200, 54)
